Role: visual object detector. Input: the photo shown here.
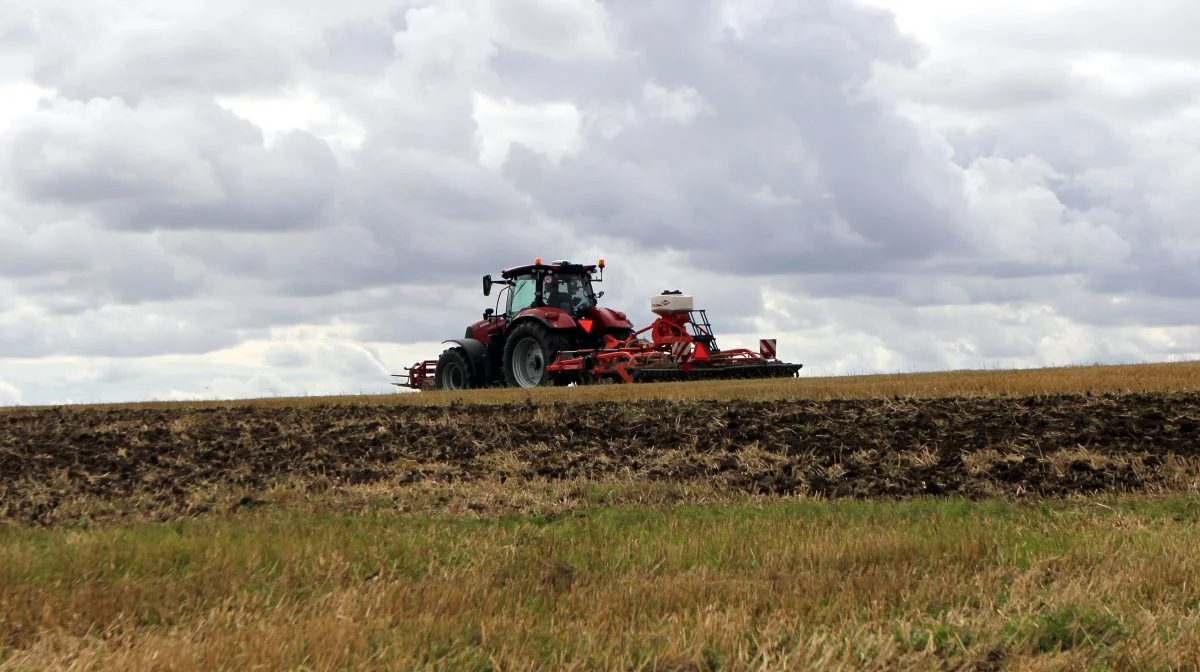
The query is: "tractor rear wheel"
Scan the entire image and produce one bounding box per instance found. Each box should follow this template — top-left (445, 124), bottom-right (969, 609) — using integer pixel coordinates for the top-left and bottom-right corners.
top-left (434, 348), bottom-right (473, 390)
top-left (503, 322), bottom-right (571, 388)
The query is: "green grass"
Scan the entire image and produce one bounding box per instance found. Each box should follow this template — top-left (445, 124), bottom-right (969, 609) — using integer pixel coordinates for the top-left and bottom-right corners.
top-left (3, 496), bottom-right (1200, 669)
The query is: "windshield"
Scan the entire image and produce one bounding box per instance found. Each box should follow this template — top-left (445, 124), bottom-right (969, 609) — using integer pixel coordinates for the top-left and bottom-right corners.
top-left (508, 276), bottom-right (537, 316)
top-left (542, 272), bottom-right (595, 313)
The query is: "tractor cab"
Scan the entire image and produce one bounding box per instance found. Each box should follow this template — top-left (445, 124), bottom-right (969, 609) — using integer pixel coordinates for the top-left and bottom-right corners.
top-left (484, 258), bottom-right (604, 320)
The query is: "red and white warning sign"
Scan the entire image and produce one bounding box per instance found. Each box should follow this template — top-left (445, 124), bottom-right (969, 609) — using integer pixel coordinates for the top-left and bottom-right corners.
top-left (670, 341), bottom-right (691, 360)
top-left (759, 338), bottom-right (777, 360)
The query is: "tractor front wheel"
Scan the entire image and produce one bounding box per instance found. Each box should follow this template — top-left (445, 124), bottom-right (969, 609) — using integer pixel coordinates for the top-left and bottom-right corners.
top-left (434, 348), bottom-right (473, 390)
top-left (503, 322), bottom-right (571, 388)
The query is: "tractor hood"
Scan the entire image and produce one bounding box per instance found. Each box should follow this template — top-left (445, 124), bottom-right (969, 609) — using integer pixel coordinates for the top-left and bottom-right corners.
top-left (585, 306), bottom-right (635, 331)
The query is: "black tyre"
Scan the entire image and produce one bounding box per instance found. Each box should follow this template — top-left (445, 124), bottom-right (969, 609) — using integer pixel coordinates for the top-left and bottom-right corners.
top-left (434, 348), bottom-right (473, 390)
top-left (503, 322), bottom-right (572, 388)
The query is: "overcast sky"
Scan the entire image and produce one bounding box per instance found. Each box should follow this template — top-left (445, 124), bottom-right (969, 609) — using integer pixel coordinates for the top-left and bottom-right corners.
top-left (1, 0), bottom-right (1198, 406)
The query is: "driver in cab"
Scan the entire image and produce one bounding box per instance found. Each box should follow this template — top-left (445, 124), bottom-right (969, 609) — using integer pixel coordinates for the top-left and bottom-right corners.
top-left (542, 275), bottom-right (576, 313)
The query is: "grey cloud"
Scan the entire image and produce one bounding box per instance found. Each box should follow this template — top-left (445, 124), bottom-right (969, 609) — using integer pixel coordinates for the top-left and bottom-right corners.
top-left (14, 0), bottom-right (423, 108)
top-left (1088, 260), bottom-right (1200, 302)
top-left (941, 123), bottom-right (1195, 302)
top-left (17, 0), bottom-right (369, 101)
top-left (486, 46), bottom-right (641, 108)
top-left (118, 280), bottom-right (497, 347)
top-left (944, 107), bottom-right (1134, 175)
top-left (1058, 290), bottom-right (1200, 328)
top-left (3, 97), bottom-right (340, 232)
top-left (0, 303), bottom-right (242, 358)
top-left (158, 224), bottom-right (400, 298)
top-left (5, 99), bottom-right (233, 206)
top-left (263, 339), bottom-right (391, 378)
top-left (486, 0), bottom-right (614, 61)
top-left (22, 7), bottom-right (275, 100)
top-left (777, 266), bottom-right (1200, 331)
top-left (864, 4), bottom-right (1200, 306)
top-left (943, 2), bottom-right (1200, 61)
top-left (751, 299), bottom-right (1182, 375)
top-left (791, 273), bottom-right (1009, 308)
top-left (786, 270), bottom-right (1200, 330)
top-left (40, 30), bottom-right (293, 102)
top-left (0, 6), bottom-right (34, 50)
top-left (263, 346), bottom-right (311, 368)
top-left (910, 63), bottom-right (1082, 112)
top-left (1, 201), bottom-right (208, 309)
top-left (500, 0), bottom-right (974, 277)
top-left (21, 259), bottom-right (204, 312)
top-left (337, 152), bottom-right (584, 285)
top-left (0, 4), bottom-right (37, 81)
top-left (801, 299), bottom-right (1189, 371)
top-left (115, 130), bottom-right (340, 232)
top-left (310, 19), bottom-right (398, 78)
top-left (0, 203), bottom-right (87, 280)
top-left (878, 52), bottom-right (1200, 120)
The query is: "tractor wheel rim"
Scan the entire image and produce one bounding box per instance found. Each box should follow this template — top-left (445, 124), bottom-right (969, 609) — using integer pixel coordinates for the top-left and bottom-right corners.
top-left (447, 365), bottom-right (464, 389)
top-left (512, 339), bottom-right (544, 387)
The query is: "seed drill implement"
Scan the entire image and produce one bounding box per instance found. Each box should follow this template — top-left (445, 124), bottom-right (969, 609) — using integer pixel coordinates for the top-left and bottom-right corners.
top-left (392, 258), bottom-right (802, 390)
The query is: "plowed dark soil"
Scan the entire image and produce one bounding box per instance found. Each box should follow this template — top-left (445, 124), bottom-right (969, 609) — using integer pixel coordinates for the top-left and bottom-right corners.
top-left (3, 391), bottom-right (1199, 525)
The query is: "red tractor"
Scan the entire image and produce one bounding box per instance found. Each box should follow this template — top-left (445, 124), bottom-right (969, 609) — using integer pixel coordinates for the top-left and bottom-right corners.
top-left (393, 258), bottom-right (803, 390)
top-left (397, 258), bottom-right (635, 390)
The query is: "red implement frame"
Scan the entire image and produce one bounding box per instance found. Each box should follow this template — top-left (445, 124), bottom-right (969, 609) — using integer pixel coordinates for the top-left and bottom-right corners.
top-left (392, 359), bottom-right (437, 390)
top-left (546, 308), bottom-right (793, 384)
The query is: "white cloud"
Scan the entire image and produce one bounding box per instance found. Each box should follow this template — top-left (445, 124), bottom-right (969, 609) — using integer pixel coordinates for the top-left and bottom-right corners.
top-left (0, 82), bottom-right (54, 136)
top-left (471, 93), bottom-right (582, 168)
top-left (961, 155), bottom-right (1131, 271)
top-left (216, 86), bottom-right (366, 155)
top-left (486, 0), bottom-right (615, 61)
top-left (641, 82), bottom-right (712, 123)
top-left (0, 379), bottom-right (20, 405)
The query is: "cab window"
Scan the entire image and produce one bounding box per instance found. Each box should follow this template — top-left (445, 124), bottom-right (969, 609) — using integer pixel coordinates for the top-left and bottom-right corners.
top-left (507, 276), bottom-right (537, 316)
top-left (543, 274), bottom-right (595, 311)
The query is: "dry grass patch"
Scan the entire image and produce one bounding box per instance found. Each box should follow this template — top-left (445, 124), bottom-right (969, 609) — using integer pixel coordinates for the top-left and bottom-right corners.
top-left (2, 496), bottom-right (1200, 670)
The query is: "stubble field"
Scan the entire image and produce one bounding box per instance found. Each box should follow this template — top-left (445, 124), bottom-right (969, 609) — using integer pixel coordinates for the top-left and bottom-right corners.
top-left (2, 361), bottom-right (1200, 670)
top-left (3, 362), bottom-right (1199, 527)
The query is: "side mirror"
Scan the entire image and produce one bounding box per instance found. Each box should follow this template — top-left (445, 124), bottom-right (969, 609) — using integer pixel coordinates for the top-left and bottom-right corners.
top-left (482, 274), bottom-right (492, 296)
